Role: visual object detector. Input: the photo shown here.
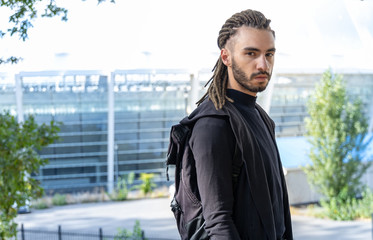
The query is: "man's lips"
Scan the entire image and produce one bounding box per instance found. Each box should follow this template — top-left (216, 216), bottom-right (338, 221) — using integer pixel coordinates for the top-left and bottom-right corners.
top-left (250, 71), bottom-right (270, 81)
top-left (254, 75), bottom-right (268, 81)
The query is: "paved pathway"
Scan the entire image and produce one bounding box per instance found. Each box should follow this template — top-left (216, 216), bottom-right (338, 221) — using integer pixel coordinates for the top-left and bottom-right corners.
top-left (15, 198), bottom-right (372, 239)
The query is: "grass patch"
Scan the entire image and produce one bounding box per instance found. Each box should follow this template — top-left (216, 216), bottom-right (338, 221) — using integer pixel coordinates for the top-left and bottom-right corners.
top-left (292, 188), bottom-right (373, 221)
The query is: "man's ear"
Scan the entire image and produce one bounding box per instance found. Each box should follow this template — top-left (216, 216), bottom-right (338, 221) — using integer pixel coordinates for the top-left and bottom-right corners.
top-left (221, 48), bottom-right (231, 67)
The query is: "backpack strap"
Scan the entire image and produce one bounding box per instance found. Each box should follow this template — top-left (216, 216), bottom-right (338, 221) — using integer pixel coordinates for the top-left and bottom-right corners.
top-left (166, 123), bottom-right (191, 181)
top-left (166, 117), bottom-right (243, 185)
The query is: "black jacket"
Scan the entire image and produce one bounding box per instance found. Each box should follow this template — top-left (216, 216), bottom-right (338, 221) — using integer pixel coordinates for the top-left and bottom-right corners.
top-left (182, 99), bottom-right (293, 240)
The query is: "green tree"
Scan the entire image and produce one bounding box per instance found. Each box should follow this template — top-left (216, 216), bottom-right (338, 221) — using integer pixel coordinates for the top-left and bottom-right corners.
top-left (0, 0), bottom-right (114, 64)
top-left (304, 69), bottom-right (371, 206)
top-left (0, 112), bottom-right (60, 239)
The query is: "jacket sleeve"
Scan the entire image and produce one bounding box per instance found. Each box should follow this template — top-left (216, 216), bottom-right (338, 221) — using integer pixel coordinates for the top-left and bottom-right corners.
top-left (190, 117), bottom-right (241, 240)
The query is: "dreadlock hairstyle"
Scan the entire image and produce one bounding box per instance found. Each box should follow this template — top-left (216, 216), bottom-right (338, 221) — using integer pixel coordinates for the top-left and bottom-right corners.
top-left (196, 9), bottom-right (275, 110)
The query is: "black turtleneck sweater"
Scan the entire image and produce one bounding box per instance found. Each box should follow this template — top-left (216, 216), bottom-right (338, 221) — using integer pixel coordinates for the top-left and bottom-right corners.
top-left (190, 89), bottom-right (287, 239)
top-left (227, 88), bottom-right (285, 239)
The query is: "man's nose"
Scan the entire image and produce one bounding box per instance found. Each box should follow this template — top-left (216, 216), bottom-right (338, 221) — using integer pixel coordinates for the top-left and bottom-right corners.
top-left (257, 55), bottom-right (269, 71)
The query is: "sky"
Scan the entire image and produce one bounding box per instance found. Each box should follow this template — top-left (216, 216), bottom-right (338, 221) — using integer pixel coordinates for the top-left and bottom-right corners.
top-left (0, 0), bottom-right (373, 73)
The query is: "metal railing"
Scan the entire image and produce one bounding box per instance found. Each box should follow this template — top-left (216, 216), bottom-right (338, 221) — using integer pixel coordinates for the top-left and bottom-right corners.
top-left (16, 224), bottom-right (177, 240)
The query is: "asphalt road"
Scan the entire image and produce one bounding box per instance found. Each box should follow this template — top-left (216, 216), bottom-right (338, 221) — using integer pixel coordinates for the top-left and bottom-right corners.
top-left (15, 198), bottom-right (372, 240)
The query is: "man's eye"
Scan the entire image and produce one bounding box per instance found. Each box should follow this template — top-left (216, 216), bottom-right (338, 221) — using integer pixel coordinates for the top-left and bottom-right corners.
top-left (266, 53), bottom-right (274, 57)
top-left (247, 52), bottom-right (255, 56)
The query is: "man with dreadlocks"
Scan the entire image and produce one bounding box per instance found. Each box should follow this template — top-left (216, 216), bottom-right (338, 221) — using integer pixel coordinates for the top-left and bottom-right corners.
top-left (178, 9), bottom-right (293, 239)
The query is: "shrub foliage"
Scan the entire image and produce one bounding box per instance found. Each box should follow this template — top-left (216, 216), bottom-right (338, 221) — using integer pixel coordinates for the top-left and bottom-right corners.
top-left (0, 112), bottom-right (59, 238)
top-left (304, 69), bottom-right (372, 220)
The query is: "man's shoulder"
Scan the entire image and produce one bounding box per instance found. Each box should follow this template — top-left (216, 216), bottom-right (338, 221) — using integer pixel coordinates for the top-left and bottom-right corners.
top-left (181, 99), bottom-right (229, 126)
top-left (191, 99), bottom-right (226, 117)
top-left (193, 113), bottom-right (231, 130)
top-left (189, 109), bottom-right (234, 144)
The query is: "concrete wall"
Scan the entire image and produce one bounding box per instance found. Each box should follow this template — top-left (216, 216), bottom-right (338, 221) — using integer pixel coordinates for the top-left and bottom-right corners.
top-left (285, 164), bottom-right (373, 205)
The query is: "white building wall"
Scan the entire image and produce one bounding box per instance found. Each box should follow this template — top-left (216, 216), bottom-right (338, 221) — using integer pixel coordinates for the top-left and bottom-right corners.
top-left (285, 164), bottom-right (373, 205)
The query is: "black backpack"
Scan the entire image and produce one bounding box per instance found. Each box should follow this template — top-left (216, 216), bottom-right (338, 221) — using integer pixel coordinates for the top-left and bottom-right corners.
top-left (166, 118), bottom-right (241, 240)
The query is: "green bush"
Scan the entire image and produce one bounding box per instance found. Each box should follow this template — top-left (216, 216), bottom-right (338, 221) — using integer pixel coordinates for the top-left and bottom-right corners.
top-left (320, 187), bottom-right (373, 220)
top-left (110, 173), bottom-right (135, 201)
top-left (31, 198), bottom-right (50, 209)
top-left (114, 220), bottom-right (147, 240)
top-left (138, 173), bottom-right (156, 196)
top-left (355, 188), bottom-right (373, 219)
top-left (321, 195), bottom-right (357, 220)
top-left (52, 194), bottom-right (67, 206)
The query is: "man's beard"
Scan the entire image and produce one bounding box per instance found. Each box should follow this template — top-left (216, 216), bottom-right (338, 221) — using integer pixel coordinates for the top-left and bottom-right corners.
top-left (231, 58), bottom-right (271, 93)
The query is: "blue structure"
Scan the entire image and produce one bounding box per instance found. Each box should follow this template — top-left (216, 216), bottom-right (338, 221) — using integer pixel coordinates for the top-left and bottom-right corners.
top-left (0, 68), bottom-right (372, 193)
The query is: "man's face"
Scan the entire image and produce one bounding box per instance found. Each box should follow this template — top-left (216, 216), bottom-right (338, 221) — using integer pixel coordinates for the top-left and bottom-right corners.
top-left (222, 26), bottom-right (276, 96)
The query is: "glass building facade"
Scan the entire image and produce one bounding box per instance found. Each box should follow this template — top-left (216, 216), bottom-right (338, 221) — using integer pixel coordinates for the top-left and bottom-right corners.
top-left (18, 71), bottom-right (113, 191)
top-left (0, 68), bottom-right (372, 192)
